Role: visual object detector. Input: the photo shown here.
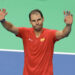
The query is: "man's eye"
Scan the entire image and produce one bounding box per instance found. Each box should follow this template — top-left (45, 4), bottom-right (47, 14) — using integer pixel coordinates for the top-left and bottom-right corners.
top-left (38, 19), bottom-right (41, 21)
top-left (32, 20), bottom-right (35, 22)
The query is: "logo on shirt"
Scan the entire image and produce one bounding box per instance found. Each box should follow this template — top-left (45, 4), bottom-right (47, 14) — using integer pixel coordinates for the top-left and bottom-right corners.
top-left (28, 38), bottom-right (33, 41)
top-left (40, 38), bottom-right (45, 42)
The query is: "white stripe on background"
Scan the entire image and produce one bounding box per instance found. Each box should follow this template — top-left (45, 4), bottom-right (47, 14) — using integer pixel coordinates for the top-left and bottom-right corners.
top-left (0, 49), bottom-right (24, 52)
top-left (0, 49), bottom-right (75, 55)
top-left (54, 52), bottom-right (75, 55)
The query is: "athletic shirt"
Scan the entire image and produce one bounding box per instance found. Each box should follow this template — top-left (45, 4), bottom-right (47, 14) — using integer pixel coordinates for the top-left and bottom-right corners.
top-left (16, 27), bottom-right (59, 75)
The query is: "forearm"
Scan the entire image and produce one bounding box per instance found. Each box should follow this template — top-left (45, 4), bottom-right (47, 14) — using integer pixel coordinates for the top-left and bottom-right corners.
top-left (1, 20), bottom-right (14, 31)
top-left (62, 24), bottom-right (72, 37)
top-left (0, 9), bottom-right (18, 35)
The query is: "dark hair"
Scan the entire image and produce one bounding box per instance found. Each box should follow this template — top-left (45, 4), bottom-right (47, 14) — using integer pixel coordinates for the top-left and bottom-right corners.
top-left (29, 9), bottom-right (43, 21)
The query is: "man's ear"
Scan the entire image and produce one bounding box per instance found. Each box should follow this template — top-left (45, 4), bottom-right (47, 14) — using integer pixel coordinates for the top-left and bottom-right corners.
top-left (42, 17), bottom-right (44, 22)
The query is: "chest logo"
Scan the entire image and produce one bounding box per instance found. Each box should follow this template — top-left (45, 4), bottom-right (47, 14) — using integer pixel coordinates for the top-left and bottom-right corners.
top-left (28, 38), bottom-right (33, 41)
top-left (40, 38), bottom-right (45, 42)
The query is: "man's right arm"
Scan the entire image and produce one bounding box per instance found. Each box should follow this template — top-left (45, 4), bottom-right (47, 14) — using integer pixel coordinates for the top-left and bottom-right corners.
top-left (0, 8), bottom-right (19, 35)
top-left (1, 21), bottom-right (19, 35)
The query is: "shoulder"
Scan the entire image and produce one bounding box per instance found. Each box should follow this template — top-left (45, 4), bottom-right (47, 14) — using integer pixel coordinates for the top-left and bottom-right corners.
top-left (43, 28), bottom-right (58, 37)
top-left (43, 28), bottom-right (57, 33)
top-left (18, 27), bottom-right (28, 30)
top-left (17, 27), bottom-right (32, 32)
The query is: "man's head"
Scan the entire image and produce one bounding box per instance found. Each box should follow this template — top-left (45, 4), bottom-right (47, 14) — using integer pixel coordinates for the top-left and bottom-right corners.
top-left (29, 9), bottom-right (44, 32)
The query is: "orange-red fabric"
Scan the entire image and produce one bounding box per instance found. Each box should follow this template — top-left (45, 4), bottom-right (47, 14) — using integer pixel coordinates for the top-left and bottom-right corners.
top-left (16, 27), bottom-right (58, 75)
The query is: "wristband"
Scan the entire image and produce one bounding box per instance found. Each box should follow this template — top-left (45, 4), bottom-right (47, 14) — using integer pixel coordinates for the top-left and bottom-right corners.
top-left (66, 24), bottom-right (72, 26)
top-left (0, 19), bottom-right (6, 23)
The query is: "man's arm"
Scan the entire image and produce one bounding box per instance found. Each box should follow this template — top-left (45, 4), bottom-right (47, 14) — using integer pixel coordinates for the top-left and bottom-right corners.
top-left (0, 8), bottom-right (19, 35)
top-left (1, 21), bottom-right (19, 35)
top-left (56, 11), bottom-right (73, 40)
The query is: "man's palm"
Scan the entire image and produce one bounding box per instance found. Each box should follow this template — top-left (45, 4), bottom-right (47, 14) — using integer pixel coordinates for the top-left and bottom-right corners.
top-left (65, 15), bottom-right (73, 25)
top-left (64, 11), bottom-right (73, 25)
top-left (0, 8), bottom-right (7, 21)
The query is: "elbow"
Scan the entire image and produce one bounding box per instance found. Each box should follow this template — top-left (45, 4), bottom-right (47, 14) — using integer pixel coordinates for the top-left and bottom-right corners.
top-left (65, 31), bottom-right (71, 37)
top-left (65, 34), bottom-right (69, 37)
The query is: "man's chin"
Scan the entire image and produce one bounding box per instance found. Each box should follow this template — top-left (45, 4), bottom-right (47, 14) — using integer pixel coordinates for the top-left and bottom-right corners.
top-left (34, 27), bottom-right (43, 32)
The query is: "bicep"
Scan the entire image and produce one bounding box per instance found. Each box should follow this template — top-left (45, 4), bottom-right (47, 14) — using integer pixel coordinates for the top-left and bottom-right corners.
top-left (56, 30), bottom-right (65, 40)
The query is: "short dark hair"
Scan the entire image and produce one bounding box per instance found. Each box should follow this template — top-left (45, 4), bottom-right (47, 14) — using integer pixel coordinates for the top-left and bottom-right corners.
top-left (29, 9), bottom-right (43, 21)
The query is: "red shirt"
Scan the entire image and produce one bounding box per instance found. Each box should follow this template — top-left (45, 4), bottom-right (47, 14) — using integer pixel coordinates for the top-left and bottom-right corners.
top-left (16, 27), bottom-right (58, 75)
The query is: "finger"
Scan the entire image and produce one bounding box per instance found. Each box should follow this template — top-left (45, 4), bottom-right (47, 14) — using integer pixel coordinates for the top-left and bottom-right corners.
top-left (66, 11), bottom-right (69, 13)
top-left (65, 10), bottom-right (71, 17)
top-left (0, 9), bottom-right (1, 11)
top-left (64, 11), bottom-right (67, 17)
top-left (5, 12), bottom-right (8, 16)
top-left (67, 11), bottom-right (71, 15)
top-left (64, 11), bottom-right (65, 15)
top-left (71, 14), bottom-right (73, 17)
top-left (2, 8), bottom-right (6, 13)
top-left (68, 11), bottom-right (70, 15)
top-left (64, 11), bottom-right (68, 17)
top-left (66, 11), bottom-right (69, 15)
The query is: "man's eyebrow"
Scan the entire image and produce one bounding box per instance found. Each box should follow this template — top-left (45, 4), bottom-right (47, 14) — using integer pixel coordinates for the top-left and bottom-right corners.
top-left (38, 18), bottom-right (41, 20)
top-left (31, 18), bottom-right (41, 21)
top-left (32, 19), bottom-right (35, 21)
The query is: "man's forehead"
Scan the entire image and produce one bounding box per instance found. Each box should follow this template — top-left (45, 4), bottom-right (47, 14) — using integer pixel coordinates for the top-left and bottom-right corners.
top-left (31, 12), bottom-right (41, 16)
top-left (30, 13), bottom-right (41, 20)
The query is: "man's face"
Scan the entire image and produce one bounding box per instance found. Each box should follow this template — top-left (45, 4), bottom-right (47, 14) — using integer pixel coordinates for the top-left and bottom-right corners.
top-left (30, 12), bottom-right (44, 31)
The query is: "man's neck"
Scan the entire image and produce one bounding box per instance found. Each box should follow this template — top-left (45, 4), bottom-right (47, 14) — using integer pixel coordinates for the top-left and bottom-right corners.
top-left (34, 28), bottom-right (43, 38)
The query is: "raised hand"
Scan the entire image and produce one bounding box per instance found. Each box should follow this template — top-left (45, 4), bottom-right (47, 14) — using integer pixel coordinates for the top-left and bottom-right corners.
top-left (0, 8), bottom-right (8, 21)
top-left (64, 11), bottom-right (73, 25)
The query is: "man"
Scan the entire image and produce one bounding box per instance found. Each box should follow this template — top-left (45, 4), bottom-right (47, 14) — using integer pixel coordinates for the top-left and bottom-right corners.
top-left (0, 8), bottom-right (73, 75)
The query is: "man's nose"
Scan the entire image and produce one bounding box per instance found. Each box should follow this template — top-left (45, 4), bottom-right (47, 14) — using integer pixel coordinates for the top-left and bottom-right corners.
top-left (36, 21), bottom-right (39, 25)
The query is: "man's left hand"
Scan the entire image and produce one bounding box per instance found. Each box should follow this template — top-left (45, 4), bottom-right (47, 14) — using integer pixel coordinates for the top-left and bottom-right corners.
top-left (64, 11), bottom-right (73, 25)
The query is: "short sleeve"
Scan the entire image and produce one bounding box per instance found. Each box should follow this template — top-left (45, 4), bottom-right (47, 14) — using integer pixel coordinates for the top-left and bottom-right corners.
top-left (51, 30), bottom-right (59, 42)
top-left (16, 27), bottom-right (28, 38)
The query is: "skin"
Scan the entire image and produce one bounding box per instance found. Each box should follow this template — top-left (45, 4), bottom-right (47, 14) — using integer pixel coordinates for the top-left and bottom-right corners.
top-left (30, 12), bottom-right (44, 37)
top-left (30, 13), bottom-right (44, 32)
top-left (0, 8), bottom-right (73, 40)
